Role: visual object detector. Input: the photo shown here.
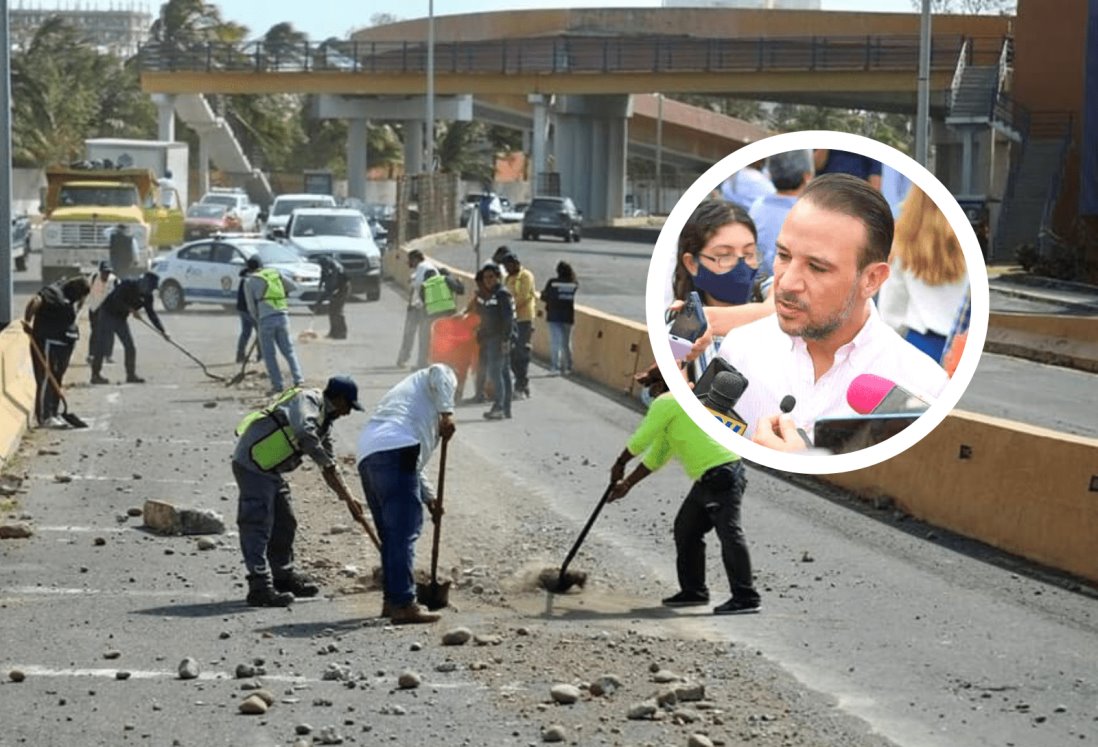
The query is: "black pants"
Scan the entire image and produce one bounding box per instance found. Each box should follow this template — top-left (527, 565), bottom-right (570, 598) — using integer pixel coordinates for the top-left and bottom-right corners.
top-left (673, 461), bottom-right (758, 603)
top-left (325, 287), bottom-right (349, 339)
top-left (30, 336), bottom-right (73, 424)
top-left (92, 311), bottom-right (136, 378)
top-left (510, 320), bottom-right (532, 391)
top-left (87, 308), bottom-right (114, 360)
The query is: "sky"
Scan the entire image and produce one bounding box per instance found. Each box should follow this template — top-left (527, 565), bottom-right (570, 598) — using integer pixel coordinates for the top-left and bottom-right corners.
top-left (118, 0), bottom-right (925, 40)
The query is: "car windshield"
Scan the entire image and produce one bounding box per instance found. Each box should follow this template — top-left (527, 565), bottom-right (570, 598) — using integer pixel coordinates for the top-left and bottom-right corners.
top-left (187, 204), bottom-right (227, 218)
top-left (530, 199), bottom-right (564, 211)
top-left (202, 195), bottom-right (237, 208)
top-left (291, 214), bottom-right (367, 238)
top-left (254, 242), bottom-right (305, 265)
top-left (273, 198), bottom-right (331, 216)
top-left (58, 185), bottom-right (139, 208)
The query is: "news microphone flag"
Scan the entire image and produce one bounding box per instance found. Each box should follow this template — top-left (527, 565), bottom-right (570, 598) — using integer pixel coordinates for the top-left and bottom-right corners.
top-left (701, 370), bottom-right (748, 435)
top-left (846, 373), bottom-right (930, 416)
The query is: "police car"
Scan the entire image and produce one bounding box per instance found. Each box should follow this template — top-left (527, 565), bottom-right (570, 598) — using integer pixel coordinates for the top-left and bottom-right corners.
top-left (151, 235), bottom-right (321, 312)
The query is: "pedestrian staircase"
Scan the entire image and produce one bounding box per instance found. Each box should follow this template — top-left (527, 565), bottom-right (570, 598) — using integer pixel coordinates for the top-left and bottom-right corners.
top-left (993, 136), bottom-right (1071, 261)
top-left (173, 94), bottom-right (274, 204)
top-left (946, 65), bottom-right (999, 123)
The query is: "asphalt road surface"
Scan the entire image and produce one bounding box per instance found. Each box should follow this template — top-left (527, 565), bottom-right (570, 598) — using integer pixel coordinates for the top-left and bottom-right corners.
top-left (1, 266), bottom-right (1095, 746)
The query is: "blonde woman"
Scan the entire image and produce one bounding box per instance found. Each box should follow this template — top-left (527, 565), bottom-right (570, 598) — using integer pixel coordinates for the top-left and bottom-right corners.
top-left (877, 186), bottom-right (969, 363)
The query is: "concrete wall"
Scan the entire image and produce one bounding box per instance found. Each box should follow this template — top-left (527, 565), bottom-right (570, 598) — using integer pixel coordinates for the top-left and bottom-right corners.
top-left (0, 327), bottom-right (35, 465)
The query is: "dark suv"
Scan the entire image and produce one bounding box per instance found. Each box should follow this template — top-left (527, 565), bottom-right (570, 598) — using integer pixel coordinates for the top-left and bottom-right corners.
top-left (521, 196), bottom-right (583, 243)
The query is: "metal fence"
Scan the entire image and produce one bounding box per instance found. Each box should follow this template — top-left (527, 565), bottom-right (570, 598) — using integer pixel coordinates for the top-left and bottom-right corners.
top-left (138, 33), bottom-right (991, 77)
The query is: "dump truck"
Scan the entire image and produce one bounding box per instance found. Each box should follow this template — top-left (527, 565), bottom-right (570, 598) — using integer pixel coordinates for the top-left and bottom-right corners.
top-left (85, 138), bottom-right (190, 208)
top-left (39, 165), bottom-right (184, 283)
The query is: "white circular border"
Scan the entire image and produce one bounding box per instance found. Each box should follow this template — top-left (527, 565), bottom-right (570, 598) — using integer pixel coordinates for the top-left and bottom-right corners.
top-left (645, 130), bottom-right (990, 475)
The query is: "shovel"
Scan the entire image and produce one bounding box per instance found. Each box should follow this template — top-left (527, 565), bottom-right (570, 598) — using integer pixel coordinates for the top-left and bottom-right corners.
top-left (25, 334), bottom-right (89, 428)
top-left (342, 495), bottom-right (382, 552)
top-left (538, 481), bottom-right (616, 594)
top-left (226, 338), bottom-right (258, 387)
top-left (136, 316), bottom-right (225, 381)
top-left (416, 438), bottom-right (451, 611)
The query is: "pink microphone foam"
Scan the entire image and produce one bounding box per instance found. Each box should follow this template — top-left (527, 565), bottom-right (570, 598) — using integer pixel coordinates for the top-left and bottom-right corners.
top-left (846, 373), bottom-right (895, 415)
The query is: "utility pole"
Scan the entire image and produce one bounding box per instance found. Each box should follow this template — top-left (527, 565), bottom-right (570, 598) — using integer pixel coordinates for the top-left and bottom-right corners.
top-left (915, 0), bottom-right (932, 167)
top-left (425, 0), bottom-right (435, 174)
top-left (1, 0), bottom-right (14, 327)
top-left (655, 93), bottom-right (664, 215)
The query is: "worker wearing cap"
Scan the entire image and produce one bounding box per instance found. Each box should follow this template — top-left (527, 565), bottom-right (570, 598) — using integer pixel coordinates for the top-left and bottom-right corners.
top-left (357, 363), bottom-right (457, 624)
top-left (245, 257), bottom-right (305, 395)
top-left (86, 260), bottom-right (119, 365)
top-left (499, 252), bottom-right (536, 399)
top-left (232, 375), bottom-right (367, 607)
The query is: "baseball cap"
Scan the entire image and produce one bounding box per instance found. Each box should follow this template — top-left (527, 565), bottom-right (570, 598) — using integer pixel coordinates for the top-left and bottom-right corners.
top-left (98, 260), bottom-right (113, 273)
top-left (246, 256), bottom-right (262, 271)
top-left (324, 375), bottom-right (364, 411)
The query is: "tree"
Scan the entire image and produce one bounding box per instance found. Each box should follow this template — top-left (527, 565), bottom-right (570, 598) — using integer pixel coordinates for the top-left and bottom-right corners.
top-left (434, 121), bottom-right (495, 183)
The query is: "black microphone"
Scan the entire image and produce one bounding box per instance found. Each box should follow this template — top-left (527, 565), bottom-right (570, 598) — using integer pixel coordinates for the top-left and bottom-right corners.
top-left (778, 395), bottom-right (813, 448)
top-left (701, 370), bottom-right (749, 435)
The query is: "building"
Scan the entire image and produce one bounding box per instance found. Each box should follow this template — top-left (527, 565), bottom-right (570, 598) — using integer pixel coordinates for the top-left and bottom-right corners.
top-left (10, 2), bottom-right (152, 57)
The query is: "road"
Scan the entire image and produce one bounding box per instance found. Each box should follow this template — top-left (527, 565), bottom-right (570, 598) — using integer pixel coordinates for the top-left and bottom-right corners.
top-left (428, 232), bottom-right (1098, 439)
top-left (1, 260), bottom-right (1095, 746)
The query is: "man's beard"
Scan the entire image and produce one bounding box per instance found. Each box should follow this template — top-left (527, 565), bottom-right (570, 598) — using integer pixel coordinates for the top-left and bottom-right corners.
top-left (776, 282), bottom-right (861, 342)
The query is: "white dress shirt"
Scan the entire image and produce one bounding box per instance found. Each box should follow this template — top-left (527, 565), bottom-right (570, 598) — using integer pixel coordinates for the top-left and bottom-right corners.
top-left (409, 260), bottom-right (438, 309)
top-left (715, 302), bottom-right (950, 441)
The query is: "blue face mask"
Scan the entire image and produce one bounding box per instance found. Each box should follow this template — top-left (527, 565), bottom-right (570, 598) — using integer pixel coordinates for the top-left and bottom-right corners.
top-left (692, 257), bottom-right (758, 305)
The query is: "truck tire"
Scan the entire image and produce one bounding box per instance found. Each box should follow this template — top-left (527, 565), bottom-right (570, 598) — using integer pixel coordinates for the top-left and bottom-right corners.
top-left (159, 281), bottom-right (186, 312)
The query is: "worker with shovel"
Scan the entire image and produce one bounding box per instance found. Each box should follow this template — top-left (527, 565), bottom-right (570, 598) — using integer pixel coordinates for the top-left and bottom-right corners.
top-left (607, 387), bottom-right (761, 616)
top-left (232, 376), bottom-right (367, 607)
top-left (89, 271), bottom-right (166, 385)
top-left (356, 363), bottom-right (457, 625)
top-left (22, 276), bottom-right (90, 427)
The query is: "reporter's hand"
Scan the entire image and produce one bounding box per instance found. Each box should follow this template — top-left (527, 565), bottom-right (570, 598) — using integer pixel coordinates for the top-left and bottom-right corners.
top-left (752, 414), bottom-right (807, 452)
top-left (685, 328), bottom-right (714, 363)
top-left (607, 479), bottom-right (631, 503)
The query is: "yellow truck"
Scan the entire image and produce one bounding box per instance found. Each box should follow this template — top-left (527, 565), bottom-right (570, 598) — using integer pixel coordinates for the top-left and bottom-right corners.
top-left (39, 165), bottom-right (184, 283)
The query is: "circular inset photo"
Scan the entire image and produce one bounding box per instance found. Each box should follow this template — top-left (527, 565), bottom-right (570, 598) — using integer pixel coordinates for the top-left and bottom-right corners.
top-left (645, 130), bottom-right (989, 475)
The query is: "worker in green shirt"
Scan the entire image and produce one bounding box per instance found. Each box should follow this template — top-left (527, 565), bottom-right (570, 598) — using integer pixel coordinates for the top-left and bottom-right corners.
top-left (608, 391), bottom-right (761, 615)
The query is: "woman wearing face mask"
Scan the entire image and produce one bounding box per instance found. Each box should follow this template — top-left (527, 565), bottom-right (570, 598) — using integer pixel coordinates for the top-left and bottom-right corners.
top-left (669, 201), bottom-right (776, 374)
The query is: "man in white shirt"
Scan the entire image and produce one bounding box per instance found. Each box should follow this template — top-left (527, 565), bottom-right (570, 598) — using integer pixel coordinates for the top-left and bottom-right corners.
top-left (86, 260), bottom-right (118, 364)
top-left (715, 173), bottom-right (949, 448)
top-left (357, 363), bottom-right (456, 624)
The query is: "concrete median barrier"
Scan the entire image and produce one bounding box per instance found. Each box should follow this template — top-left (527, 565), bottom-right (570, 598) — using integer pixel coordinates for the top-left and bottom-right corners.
top-left (0, 326), bottom-right (35, 464)
top-left (986, 312), bottom-right (1098, 373)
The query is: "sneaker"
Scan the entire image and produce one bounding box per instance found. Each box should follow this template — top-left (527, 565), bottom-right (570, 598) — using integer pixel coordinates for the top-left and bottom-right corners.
top-left (512, 390), bottom-right (527, 401)
top-left (547, 369), bottom-right (560, 377)
top-left (245, 586), bottom-right (294, 608)
top-left (483, 409), bottom-right (505, 421)
top-left (46, 416), bottom-right (69, 429)
top-left (713, 597), bottom-right (761, 615)
top-left (90, 375), bottom-right (110, 385)
top-left (273, 572), bottom-right (320, 598)
top-left (661, 590), bottom-right (710, 607)
top-left (389, 603), bottom-right (440, 625)
top-left (125, 375), bottom-right (145, 384)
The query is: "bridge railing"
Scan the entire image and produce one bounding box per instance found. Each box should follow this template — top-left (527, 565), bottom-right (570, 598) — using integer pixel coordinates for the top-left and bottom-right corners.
top-left (139, 34), bottom-right (999, 77)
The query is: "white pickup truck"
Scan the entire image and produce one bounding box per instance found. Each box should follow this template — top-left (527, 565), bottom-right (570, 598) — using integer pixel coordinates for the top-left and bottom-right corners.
top-left (199, 188), bottom-right (262, 232)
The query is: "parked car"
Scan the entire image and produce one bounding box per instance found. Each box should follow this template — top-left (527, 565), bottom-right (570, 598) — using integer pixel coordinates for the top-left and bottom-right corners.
top-left (150, 236), bottom-right (321, 312)
top-left (265, 193), bottom-right (338, 238)
top-left (183, 202), bottom-right (243, 240)
top-left (522, 196), bottom-right (583, 242)
top-left (11, 214), bottom-right (31, 272)
top-left (283, 207), bottom-right (382, 301)
top-left (199, 187), bottom-right (262, 232)
top-left (460, 192), bottom-right (502, 227)
top-left (499, 200), bottom-right (528, 224)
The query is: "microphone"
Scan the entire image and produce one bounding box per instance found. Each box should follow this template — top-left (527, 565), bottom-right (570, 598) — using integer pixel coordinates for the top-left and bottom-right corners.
top-left (778, 395), bottom-right (813, 448)
top-left (701, 370), bottom-right (748, 435)
top-left (846, 373), bottom-right (930, 416)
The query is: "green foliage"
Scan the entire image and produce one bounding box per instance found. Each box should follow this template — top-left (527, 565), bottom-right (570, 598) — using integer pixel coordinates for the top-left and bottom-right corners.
top-left (435, 121), bottom-right (495, 183)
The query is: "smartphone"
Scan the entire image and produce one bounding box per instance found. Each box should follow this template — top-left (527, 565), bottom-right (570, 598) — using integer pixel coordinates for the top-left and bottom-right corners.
top-left (812, 413), bottom-right (920, 454)
top-left (667, 291), bottom-right (707, 360)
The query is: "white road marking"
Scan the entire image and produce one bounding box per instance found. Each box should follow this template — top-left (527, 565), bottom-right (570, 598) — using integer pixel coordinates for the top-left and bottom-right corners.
top-left (1, 586), bottom-right (221, 597)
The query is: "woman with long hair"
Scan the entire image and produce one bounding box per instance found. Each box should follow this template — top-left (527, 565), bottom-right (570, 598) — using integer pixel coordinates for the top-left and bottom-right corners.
top-left (877, 186), bottom-right (969, 363)
top-left (542, 261), bottom-right (578, 376)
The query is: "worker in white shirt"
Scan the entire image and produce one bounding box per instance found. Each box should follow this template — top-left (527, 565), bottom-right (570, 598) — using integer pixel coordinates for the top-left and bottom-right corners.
top-left (86, 261), bottom-right (119, 364)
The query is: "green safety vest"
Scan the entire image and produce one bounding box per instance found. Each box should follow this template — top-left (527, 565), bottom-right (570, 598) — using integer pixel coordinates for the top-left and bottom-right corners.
top-left (422, 274), bottom-right (456, 315)
top-left (257, 268), bottom-right (289, 311)
top-left (235, 387), bottom-right (302, 471)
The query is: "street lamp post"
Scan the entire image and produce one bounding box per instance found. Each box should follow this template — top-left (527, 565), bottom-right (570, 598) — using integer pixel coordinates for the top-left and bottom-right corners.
top-left (425, 0), bottom-right (435, 174)
top-left (915, 0), bottom-right (932, 167)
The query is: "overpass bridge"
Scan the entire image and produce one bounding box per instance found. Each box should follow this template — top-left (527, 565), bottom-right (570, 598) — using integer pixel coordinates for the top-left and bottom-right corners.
top-left (139, 7), bottom-right (1014, 221)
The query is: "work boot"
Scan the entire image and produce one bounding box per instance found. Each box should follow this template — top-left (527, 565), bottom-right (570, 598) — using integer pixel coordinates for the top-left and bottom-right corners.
top-left (389, 602), bottom-right (440, 625)
top-left (245, 574), bottom-right (293, 608)
top-left (273, 571), bottom-right (320, 598)
top-left (126, 374), bottom-right (146, 384)
top-left (380, 599), bottom-right (392, 618)
top-left (90, 374), bottom-right (110, 385)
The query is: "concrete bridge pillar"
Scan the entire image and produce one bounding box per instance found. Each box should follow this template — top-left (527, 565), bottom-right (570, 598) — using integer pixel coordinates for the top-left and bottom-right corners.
top-left (528, 94), bottom-right (552, 194)
top-left (554, 95), bottom-right (632, 222)
top-left (152, 94), bottom-right (176, 141)
top-left (404, 121), bottom-right (425, 175)
top-left (348, 118), bottom-right (369, 202)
